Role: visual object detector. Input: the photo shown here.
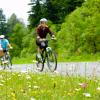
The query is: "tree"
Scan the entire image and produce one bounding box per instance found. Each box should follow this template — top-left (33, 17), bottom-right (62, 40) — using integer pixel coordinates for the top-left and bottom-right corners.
top-left (58, 0), bottom-right (100, 55)
top-left (28, 0), bottom-right (84, 27)
top-left (0, 9), bottom-right (7, 34)
top-left (28, 0), bottom-right (46, 28)
top-left (10, 23), bottom-right (28, 57)
top-left (7, 13), bottom-right (23, 34)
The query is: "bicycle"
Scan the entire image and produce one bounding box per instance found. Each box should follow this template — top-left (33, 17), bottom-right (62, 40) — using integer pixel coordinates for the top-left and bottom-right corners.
top-left (36, 38), bottom-right (57, 72)
top-left (0, 51), bottom-right (12, 70)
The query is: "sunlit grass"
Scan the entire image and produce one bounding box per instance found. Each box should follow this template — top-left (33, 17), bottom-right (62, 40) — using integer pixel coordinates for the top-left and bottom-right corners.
top-left (58, 53), bottom-right (100, 62)
top-left (0, 71), bottom-right (100, 100)
top-left (12, 53), bottom-right (100, 64)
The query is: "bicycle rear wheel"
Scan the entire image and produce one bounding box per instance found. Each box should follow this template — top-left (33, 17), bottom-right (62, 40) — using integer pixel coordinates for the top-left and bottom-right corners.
top-left (36, 54), bottom-right (44, 72)
top-left (47, 50), bottom-right (57, 72)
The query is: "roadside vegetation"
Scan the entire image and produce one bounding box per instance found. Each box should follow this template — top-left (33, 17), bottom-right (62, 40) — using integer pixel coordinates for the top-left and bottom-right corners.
top-left (0, 71), bottom-right (100, 100)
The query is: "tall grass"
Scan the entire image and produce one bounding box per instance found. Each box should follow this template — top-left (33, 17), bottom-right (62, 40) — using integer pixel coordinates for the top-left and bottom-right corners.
top-left (0, 70), bottom-right (100, 100)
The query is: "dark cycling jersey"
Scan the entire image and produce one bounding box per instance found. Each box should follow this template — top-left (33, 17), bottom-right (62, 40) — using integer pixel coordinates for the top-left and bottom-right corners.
top-left (36, 24), bottom-right (54, 38)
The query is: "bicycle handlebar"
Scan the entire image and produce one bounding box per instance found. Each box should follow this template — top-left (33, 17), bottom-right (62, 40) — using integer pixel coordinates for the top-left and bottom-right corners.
top-left (39, 37), bottom-right (57, 42)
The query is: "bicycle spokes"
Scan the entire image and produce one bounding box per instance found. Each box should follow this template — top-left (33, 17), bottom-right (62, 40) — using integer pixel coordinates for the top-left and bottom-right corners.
top-left (47, 51), bottom-right (57, 72)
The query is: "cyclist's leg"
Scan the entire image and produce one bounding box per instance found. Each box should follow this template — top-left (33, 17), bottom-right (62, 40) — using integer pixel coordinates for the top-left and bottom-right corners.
top-left (36, 40), bottom-right (42, 60)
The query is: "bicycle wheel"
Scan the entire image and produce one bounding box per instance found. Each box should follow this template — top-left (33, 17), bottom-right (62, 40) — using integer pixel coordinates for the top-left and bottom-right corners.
top-left (36, 54), bottom-right (44, 72)
top-left (6, 55), bottom-right (12, 69)
top-left (1, 57), bottom-right (6, 70)
top-left (47, 50), bottom-right (57, 72)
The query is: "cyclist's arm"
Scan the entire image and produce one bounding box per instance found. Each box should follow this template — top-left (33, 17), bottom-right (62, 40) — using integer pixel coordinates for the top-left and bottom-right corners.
top-left (0, 41), bottom-right (2, 49)
top-left (36, 26), bottom-right (41, 39)
top-left (7, 44), bottom-right (12, 49)
top-left (6, 39), bottom-right (12, 49)
top-left (46, 27), bottom-right (56, 38)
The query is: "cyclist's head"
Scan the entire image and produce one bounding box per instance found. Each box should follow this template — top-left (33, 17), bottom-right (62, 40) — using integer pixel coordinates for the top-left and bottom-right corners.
top-left (40, 18), bottom-right (48, 24)
top-left (0, 35), bottom-right (5, 39)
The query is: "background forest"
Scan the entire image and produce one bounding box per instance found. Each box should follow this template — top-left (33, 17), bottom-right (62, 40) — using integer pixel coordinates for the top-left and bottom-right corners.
top-left (0, 0), bottom-right (100, 63)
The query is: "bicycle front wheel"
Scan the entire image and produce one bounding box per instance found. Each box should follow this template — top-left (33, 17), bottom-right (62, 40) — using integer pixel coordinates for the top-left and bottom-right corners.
top-left (7, 56), bottom-right (12, 69)
top-left (47, 50), bottom-right (57, 72)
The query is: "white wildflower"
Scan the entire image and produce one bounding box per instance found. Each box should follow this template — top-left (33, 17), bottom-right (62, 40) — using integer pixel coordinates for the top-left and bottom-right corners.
top-left (83, 93), bottom-right (91, 97)
top-left (97, 87), bottom-right (100, 91)
top-left (1, 80), bottom-right (5, 83)
top-left (18, 74), bottom-right (21, 77)
top-left (31, 97), bottom-right (36, 100)
top-left (33, 86), bottom-right (40, 89)
top-left (54, 70), bottom-right (59, 74)
top-left (26, 75), bottom-right (31, 80)
top-left (0, 83), bottom-right (3, 86)
top-left (28, 85), bottom-right (31, 88)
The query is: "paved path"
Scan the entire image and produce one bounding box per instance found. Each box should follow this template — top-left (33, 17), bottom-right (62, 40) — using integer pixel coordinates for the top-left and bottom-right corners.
top-left (0, 62), bottom-right (100, 77)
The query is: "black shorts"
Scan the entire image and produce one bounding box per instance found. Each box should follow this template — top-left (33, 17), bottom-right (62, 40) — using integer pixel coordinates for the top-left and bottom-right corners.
top-left (36, 39), bottom-right (48, 49)
top-left (3, 50), bottom-right (8, 53)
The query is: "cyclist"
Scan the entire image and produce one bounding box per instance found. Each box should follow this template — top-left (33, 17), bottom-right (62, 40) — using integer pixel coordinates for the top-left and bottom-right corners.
top-left (36, 18), bottom-right (56, 59)
top-left (0, 35), bottom-right (12, 56)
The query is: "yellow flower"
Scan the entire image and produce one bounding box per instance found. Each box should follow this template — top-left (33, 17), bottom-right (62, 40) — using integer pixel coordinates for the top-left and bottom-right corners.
top-left (75, 88), bottom-right (81, 91)
top-left (67, 92), bottom-right (73, 96)
top-left (11, 92), bottom-right (16, 97)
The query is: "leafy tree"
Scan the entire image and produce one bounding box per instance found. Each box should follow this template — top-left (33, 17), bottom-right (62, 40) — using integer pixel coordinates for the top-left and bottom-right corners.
top-left (58, 0), bottom-right (100, 55)
top-left (10, 23), bottom-right (28, 57)
top-left (7, 13), bottom-right (21, 34)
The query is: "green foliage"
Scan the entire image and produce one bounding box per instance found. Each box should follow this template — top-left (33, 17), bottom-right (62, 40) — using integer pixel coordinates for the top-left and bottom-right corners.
top-left (21, 32), bottom-right (36, 57)
top-left (28, 0), bottom-right (84, 28)
top-left (28, 0), bottom-right (46, 28)
top-left (0, 9), bottom-right (7, 34)
top-left (58, 0), bottom-right (100, 56)
top-left (10, 23), bottom-right (28, 57)
top-left (7, 13), bottom-right (22, 34)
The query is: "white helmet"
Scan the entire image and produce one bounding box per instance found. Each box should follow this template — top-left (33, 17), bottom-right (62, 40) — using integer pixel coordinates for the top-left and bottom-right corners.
top-left (0, 35), bottom-right (5, 39)
top-left (40, 18), bottom-right (48, 23)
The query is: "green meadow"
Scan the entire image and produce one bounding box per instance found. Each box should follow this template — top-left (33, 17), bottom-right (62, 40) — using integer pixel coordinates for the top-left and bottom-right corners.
top-left (0, 71), bottom-right (100, 100)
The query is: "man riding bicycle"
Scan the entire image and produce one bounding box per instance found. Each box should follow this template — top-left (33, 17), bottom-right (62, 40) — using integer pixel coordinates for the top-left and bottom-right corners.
top-left (0, 35), bottom-right (12, 57)
top-left (36, 18), bottom-right (56, 59)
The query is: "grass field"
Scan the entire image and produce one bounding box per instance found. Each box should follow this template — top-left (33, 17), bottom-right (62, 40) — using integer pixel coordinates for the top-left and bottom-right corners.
top-left (0, 71), bottom-right (100, 100)
top-left (12, 53), bottom-right (100, 64)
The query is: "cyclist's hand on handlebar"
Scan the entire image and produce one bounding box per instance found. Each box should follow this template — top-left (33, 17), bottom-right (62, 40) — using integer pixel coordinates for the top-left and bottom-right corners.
top-left (39, 38), bottom-right (46, 41)
top-left (51, 35), bottom-right (57, 40)
top-left (10, 46), bottom-right (13, 49)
